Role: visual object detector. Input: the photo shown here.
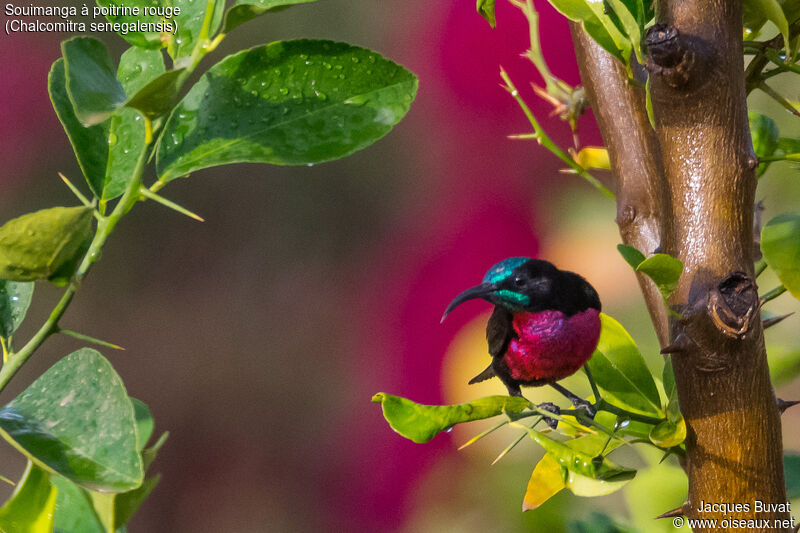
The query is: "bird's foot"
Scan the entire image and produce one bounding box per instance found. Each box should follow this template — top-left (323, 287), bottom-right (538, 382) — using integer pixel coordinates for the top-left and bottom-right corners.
top-left (536, 402), bottom-right (560, 430)
top-left (569, 397), bottom-right (597, 419)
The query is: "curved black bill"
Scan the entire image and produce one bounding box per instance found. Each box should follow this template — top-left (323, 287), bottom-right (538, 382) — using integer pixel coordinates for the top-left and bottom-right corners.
top-left (440, 283), bottom-right (497, 323)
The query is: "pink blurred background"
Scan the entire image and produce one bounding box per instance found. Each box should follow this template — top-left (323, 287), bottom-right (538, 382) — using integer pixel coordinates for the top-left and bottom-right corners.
top-left (1, 1), bottom-right (798, 531)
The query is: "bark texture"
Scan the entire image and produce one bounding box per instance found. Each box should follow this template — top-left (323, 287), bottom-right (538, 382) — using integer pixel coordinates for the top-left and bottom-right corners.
top-left (570, 0), bottom-right (788, 529)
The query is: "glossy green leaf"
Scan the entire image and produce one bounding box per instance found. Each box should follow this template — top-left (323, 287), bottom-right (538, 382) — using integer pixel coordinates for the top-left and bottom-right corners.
top-left (49, 58), bottom-right (109, 197)
top-left (636, 254), bottom-right (683, 299)
top-left (762, 214), bottom-right (800, 300)
top-left (547, 0), bottom-right (630, 63)
top-left (0, 206), bottom-right (93, 282)
top-left (103, 108), bottom-right (148, 203)
top-left (587, 314), bottom-right (663, 417)
top-left (662, 356), bottom-right (683, 427)
top-left (743, 0), bottom-right (790, 54)
top-left (156, 40), bottom-right (418, 181)
top-left (749, 113), bottom-right (780, 176)
top-left (372, 393), bottom-right (530, 444)
top-left (62, 37), bottom-right (126, 126)
top-left (0, 280), bottom-right (33, 339)
top-left (0, 348), bottom-right (143, 492)
top-left (117, 47), bottom-right (166, 97)
top-left (169, 0), bottom-right (225, 63)
top-left (223, 0), bottom-right (317, 33)
top-left (94, 0), bottom-right (168, 50)
top-left (476, 0), bottom-right (497, 28)
top-left (562, 432), bottom-right (633, 496)
top-left (52, 476), bottom-right (104, 533)
top-left (767, 345), bottom-right (800, 386)
top-left (786, 453), bottom-right (800, 499)
top-left (513, 423), bottom-right (635, 482)
top-left (605, 0), bottom-right (643, 61)
top-left (774, 137), bottom-right (800, 163)
top-left (0, 462), bottom-right (57, 533)
top-left (617, 243), bottom-right (646, 270)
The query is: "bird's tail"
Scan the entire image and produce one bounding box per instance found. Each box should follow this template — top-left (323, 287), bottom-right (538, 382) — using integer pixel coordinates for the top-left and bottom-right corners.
top-left (468, 363), bottom-right (496, 385)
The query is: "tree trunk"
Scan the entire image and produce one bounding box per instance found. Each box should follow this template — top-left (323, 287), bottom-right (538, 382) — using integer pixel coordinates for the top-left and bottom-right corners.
top-left (570, 0), bottom-right (789, 529)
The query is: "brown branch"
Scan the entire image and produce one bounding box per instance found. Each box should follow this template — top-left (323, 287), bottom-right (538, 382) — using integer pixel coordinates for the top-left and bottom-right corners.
top-left (570, 24), bottom-right (670, 347)
top-left (647, 0), bottom-right (788, 529)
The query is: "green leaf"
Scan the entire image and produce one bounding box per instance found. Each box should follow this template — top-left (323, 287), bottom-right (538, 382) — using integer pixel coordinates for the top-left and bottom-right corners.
top-left (605, 0), bottom-right (643, 62)
top-left (0, 280), bottom-right (33, 339)
top-left (223, 0), bottom-right (317, 33)
top-left (168, 0), bottom-right (225, 63)
top-left (117, 47), bottom-right (166, 97)
top-left (774, 137), bottom-right (800, 161)
top-left (46, 234), bottom-right (91, 288)
top-left (156, 40), bottom-right (418, 182)
top-left (743, 0), bottom-right (790, 55)
top-left (0, 206), bottom-right (93, 282)
top-left (547, 0), bottom-right (631, 63)
top-left (0, 348), bottom-right (143, 492)
top-left (0, 462), bottom-right (57, 533)
top-left (786, 453), bottom-right (800, 499)
top-left (476, 0), bottom-right (497, 28)
top-left (131, 398), bottom-right (154, 451)
top-left (636, 254), bottom-right (683, 299)
top-left (94, 0), bottom-right (169, 50)
top-left (49, 58), bottom-right (109, 197)
top-left (125, 69), bottom-right (186, 119)
top-left (103, 108), bottom-right (148, 203)
top-left (52, 476), bottom-right (104, 533)
top-left (371, 393), bottom-right (530, 444)
top-left (513, 424), bottom-right (635, 482)
top-left (587, 314), bottom-right (663, 417)
top-left (767, 345), bottom-right (800, 386)
top-left (616, 243), bottom-right (646, 270)
top-left (62, 37), bottom-right (126, 127)
top-left (749, 112), bottom-right (780, 176)
top-left (648, 418), bottom-right (686, 447)
top-left (761, 213), bottom-right (800, 300)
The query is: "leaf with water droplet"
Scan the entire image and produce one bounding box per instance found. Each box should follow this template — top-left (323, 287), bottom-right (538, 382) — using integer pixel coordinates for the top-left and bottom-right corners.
top-left (49, 59), bottom-right (109, 198)
top-left (0, 280), bottom-right (33, 339)
top-left (117, 47), bottom-right (165, 96)
top-left (157, 39), bottom-right (418, 180)
top-left (102, 108), bottom-right (148, 203)
top-left (62, 37), bottom-right (126, 127)
top-left (0, 348), bottom-right (143, 492)
top-left (0, 206), bottom-right (93, 282)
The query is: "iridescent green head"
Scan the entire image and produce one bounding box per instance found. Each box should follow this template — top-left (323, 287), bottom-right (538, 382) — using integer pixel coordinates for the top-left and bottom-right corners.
top-left (441, 257), bottom-right (601, 321)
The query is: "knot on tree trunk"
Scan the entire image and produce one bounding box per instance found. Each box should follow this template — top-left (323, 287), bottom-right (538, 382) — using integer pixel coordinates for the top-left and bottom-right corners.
top-left (707, 272), bottom-right (760, 339)
top-left (645, 24), bottom-right (709, 90)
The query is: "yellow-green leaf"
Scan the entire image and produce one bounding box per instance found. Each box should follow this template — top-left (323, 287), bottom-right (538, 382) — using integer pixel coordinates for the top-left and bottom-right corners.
top-left (0, 462), bottom-right (57, 533)
top-left (372, 393), bottom-right (530, 443)
top-left (0, 207), bottom-right (93, 282)
top-left (523, 453), bottom-right (565, 511)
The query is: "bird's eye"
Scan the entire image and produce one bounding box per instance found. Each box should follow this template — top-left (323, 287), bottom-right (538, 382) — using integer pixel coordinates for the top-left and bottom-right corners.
top-left (513, 276), bottom-right (525, 287)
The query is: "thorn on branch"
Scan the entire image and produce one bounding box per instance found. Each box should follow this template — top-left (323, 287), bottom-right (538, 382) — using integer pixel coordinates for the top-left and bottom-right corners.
top-left (655, 504), bottom-right (688, 519)
top-left (777, 398), bottom-right (800, 415)
top-left (660, 333), bottom-right (693, 355)
top-left (763, 312), bottom-right (794, 329)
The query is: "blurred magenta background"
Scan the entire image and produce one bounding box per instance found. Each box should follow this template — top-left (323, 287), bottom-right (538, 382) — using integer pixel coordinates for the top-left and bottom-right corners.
top-left (1, 1), bottom-right (798, 531)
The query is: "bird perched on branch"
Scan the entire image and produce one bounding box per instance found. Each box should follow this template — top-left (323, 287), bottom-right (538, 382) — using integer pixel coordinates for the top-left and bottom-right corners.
top-left (441, 257), bottom-right (601, 410)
